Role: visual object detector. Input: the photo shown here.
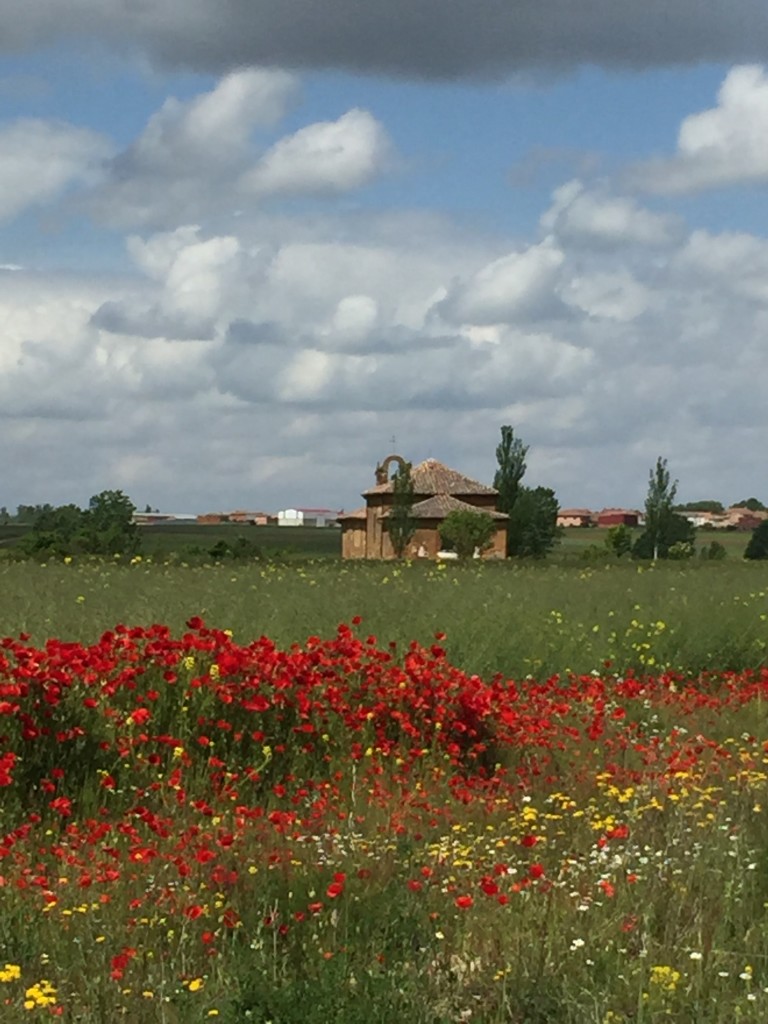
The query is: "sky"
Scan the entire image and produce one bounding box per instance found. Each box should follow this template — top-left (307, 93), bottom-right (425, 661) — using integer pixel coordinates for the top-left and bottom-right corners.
top-left (2, 2), bottom-right (768, 514)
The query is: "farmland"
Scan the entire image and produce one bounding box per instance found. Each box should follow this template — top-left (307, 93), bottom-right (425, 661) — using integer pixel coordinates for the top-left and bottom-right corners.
top-left (0, 557), bottom-right (767, 1021)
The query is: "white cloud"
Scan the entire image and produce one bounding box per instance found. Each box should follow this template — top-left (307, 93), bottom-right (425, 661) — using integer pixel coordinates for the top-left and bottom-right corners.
top-left (91, 71), bottom-right (299, 228)
top-left (629, 65), bottom-right (768, 194)
top-left (120, 69), bottom-right (298, 173)
top-left (435, 241), bottom-right (568, 326)
top-left (672, 229), bottom-right (768, 303)
top-left (241, 109), bottom-right (392, 197)
top-left (563, 270), bottom-right (652, 322)
top-left (4, 105), bottom-right (768, 513)
top-left (541, 180), bottom-right (680, 247)
top-left (0, 118), bottom-right (112, 223)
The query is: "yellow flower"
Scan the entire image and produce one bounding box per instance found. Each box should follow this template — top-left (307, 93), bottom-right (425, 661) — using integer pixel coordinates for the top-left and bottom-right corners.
top-left (188, 978), bottom-right (204, 993)
top-left (649, 965), bottom-right (680, 992)
top-left (0, 963), bottom-right (21, 983)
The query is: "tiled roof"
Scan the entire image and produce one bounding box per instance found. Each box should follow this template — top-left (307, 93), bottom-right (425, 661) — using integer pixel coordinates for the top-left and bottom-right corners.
top-left (363, 458), bottom-right (497, 497)
top-left (384, 494), bottom-right (507, 520)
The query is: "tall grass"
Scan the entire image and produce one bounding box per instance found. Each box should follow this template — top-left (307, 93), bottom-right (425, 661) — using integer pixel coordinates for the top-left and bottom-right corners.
top-left (1, 558), bottom-right (766, 677)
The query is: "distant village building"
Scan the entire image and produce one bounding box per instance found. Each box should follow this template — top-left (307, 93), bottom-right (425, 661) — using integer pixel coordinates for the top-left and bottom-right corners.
top-left (228, 510), bottom-right (268, 524)
top-left (294, 508), bottom-right (340, 528)
top-left (557, 508), bottom-right (594, 528)
top-left (338, 455), bottom-right (507, 560)
top-left (132, 512), bottom-right (196, 525)
top-left (597, 508), bottom-right (640, 528)
top-left (277, 508), bottom-right (304, 527)
top-left (681, 507), bottom-right (768, 530)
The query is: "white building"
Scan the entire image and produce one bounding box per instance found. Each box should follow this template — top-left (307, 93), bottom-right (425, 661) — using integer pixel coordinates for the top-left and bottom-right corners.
top-left (277, 508), bottom-right (304, 527)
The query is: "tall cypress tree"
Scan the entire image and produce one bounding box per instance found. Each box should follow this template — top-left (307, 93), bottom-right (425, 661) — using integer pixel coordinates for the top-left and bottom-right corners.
top-left (493, 425), bottom-right (529, 517)
top-left (494, 425), bottom-right (529, 557)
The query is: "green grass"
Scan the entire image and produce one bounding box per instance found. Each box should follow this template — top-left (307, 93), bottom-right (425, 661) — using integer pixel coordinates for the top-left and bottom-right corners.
top-left (559, 525), bottom-right (751, 558)
top-left (138, 522), bottom-right (341, 559)
top-left (1, 557), bottom-right (766, 678)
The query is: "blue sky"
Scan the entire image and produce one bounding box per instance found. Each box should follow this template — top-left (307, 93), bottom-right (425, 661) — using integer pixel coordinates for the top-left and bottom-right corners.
top-left (2, 3), bottom-right (768, 513)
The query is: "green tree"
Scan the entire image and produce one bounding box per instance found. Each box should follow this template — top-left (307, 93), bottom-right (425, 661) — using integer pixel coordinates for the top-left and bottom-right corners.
top-left (638, 457), bottom-right (679, 561)
top-left (83, 490), bottom-right (139, 556)
top-left (734, 497), bottom-right (767, 512)
top-left (19, 490), bottom-right (140, 559)
top-left (439, 509), bottom-right (496, 559)
top-left (674, 499), bottom-right (724, 514)
top-left (19, 504), bottom-right (87, 558)
top-left (493, 426), bottom-right (559, 559)
top-left (387, 461), bottom-right (416, 558)
top-left (633, 508), bottom-right (695, 560)
top-left (507, 486), bottom-right (560, 559)
top-left (744, 520), bottom-right (768, 560)
top-left (494, 425), bottom-right (528, 523)
top-left (605, 524), bottom-right (633, 558)
top-left (15, 503), bottom-right (53, 523)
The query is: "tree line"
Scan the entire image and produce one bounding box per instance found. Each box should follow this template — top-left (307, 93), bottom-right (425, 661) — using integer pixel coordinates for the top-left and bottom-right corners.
top-left (389, 432), bottom-right (768, 561)
top-left (5, 442), bottom-right (768, 561)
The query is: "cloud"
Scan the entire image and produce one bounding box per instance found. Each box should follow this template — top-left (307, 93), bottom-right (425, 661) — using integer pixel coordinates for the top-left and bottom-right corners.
top-left (90, 70), bottom-right (299, 228)
top-left (4, 176), bottom-right (768, 512)
top-left (435, 241), bottom-right (569, 326)
top-left (90, 78), bottom-right (392, 228)
top-left (0, 118), bottom-right (112, 223)
top-left (541, 181), bottom-right (681, 248)
top-left (628, 65), bottom-right (768, 194)
top-left (115, 69), bottom-right (298, 175)
top-left (241, 109), bottom-right (392, 197)
top-left (2, 2), bottom-right (768, 79)
top-left (672, 229), bottom-right (768, 303)
top-left (562, 270), bottom-right (653, 322)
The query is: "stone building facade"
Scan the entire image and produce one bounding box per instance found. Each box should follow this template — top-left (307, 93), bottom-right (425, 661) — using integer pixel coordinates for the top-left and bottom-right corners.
top-left (339, 455), bottom-right (507, 560)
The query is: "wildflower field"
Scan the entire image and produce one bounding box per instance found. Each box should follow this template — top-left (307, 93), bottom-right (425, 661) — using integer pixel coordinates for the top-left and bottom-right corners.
top-left (1, 559), bottom-right (767, 1022)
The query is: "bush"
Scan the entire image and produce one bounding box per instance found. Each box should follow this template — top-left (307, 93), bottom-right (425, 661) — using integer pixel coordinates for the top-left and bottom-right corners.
top-left (605, 524), bottom-right (633, 558)
top-left (439, 509), bottom-right (496, 559)
top-left (668, 541), bottom-right (695, 560)
top-left (633, 513), bottom-right (695, 560)
top-left (209, 536), bottom-right (265, 561)
top-left (700, 540), bottom-right (727, 561)
top-left (744, 520), bottom-right (768, 560)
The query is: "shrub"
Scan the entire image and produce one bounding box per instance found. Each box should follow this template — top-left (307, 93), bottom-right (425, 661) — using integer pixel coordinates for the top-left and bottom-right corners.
top-left (701, 540), bottom-right (727, 561)
top-left (439, 509), bottom-right (496, 559)
top-left (744, 520), bottom-right (768, 560)
top-left (605, 524), bottom-right (633, 558)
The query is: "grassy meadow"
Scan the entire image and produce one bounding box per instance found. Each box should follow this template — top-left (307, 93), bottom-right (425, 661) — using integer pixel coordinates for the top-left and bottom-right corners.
top-left (2, 555), bottom-right (766, 678)
top-left (0, 553), bottom-right (767, 1022)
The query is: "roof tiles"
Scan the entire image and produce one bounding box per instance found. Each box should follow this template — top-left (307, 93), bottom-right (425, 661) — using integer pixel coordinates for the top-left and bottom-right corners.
top-left (363, 458), bottom-right (497, 497)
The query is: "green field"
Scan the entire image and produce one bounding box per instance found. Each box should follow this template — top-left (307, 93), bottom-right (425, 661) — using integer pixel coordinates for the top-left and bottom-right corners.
top-left (0, 521), bottom-right (755, 563)
top-left (138, 522), bottom-right (342, 558)
top-left (1, 556), bottom-right (766, 678)
top-left (0, 522), bottom-right (342, 559)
